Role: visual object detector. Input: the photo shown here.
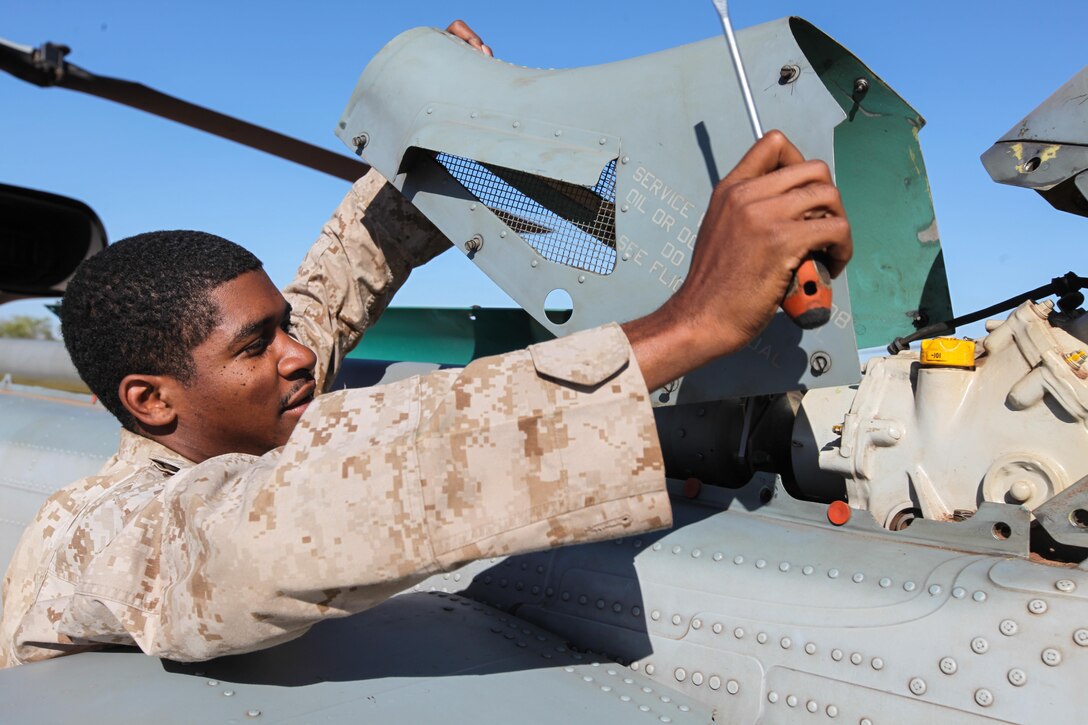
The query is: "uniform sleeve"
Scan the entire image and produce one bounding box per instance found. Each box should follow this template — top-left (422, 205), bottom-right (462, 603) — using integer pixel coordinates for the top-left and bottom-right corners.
top-left (56, 324), bottom-right (670, 662)
top-left (283, 169), bottom-right (451, 392)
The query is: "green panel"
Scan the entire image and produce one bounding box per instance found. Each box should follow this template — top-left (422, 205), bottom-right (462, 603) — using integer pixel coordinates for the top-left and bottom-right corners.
top-left (793, 19), bottom-right (954, 347)
top-left (345, 306), bottom-right (555, 365)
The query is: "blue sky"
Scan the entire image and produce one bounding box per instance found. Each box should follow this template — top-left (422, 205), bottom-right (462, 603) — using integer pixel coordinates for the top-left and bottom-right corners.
top-left (3, 1), bottom-right (1086, 343)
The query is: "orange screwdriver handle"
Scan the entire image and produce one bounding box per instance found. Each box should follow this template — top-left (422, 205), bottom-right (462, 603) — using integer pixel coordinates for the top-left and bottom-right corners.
top-left (782, 255), bottom-right (832, 329)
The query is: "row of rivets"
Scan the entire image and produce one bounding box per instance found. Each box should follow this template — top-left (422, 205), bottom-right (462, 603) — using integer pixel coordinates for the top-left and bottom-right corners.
top-left (765, 691), bottom-right (839, 717)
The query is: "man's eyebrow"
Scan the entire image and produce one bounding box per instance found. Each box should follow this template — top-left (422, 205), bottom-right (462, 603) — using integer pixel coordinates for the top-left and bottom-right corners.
top-left (230, 302), bottom-right (292, 346)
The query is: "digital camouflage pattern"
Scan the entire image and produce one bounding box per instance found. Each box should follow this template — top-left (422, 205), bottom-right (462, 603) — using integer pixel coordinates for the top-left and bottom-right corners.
top-left (0, 172), bottom-right (669, 666)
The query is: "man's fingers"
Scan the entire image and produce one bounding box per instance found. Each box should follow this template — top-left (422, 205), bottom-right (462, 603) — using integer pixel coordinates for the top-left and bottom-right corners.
top-left (723, 130), bottom-right (806, 183)
top-left (786, 216), bottom-right (853, 278)
top-left (446, 20), bottom-right (492, 56)
top-left (776, 182), bottom-right (846, 222)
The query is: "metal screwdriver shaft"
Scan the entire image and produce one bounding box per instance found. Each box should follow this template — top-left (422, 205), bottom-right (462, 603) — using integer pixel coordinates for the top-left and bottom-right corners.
top-left (711, 0), bottom-right (763, 139)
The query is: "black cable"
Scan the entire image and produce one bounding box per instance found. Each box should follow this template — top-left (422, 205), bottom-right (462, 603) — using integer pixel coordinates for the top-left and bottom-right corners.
top-left (887, 272), bottom-right (1088, 354)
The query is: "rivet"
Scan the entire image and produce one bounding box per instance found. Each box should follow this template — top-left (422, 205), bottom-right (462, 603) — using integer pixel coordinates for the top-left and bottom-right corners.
top-left (621, 156), bottom-right (630, 164)
top-left (871, 657), bottom-right (884, 670)
top-left (1056, 579), bottom-right (1077, 592)
top-left (620, 695), bottom-right (631, 702)
top-left (674, 667), bottom-right (687, 682)
top-left (530, 260), bottom-right (538, 267)
top-left (712, 622), bottom-right (723, 634)
top-left (713, 552), bottom-right (723, 562)
top-left (578, 275), bottom-right (586, 284)
top-left (779, 562), bottom-right (791, 572)
top-left (807, 701), bottom-right (818, 713)
top-left (939, 657), bottom-right (957, 675)
top-left (853, 573), bottom-right (865, 584)
top-left (904, 581), bottom-right (916, 592)
top-left (909, 677), bottom-right (927, 695)
top-left (426, 107), bottom-right (433, 114)
top-left (861, 719), bottom-right (873, 725)
top-left (612, 602), bottom-right (622, 613)
top-left (246, 711), bottom-right (261, 718)
top-left (1075, 629), bottom-right (1088, 646)
top-left (561, 592), bottom-right (571, 601)
top-left (632, 606), bottom-right (642, 616)
top-left (727, 680), bottom-right (740, 695)
top-left (222, 690), bottom-right (234, 697)
top-left (554, 129), bottom-right (562, 137)
top-left (708, 676), bottom-right (722, 690)
top-left (691, 672), bottom-right (704, 686)
top-left (651, 610), bottom-right (660, 621)
top-left (607, 668), bottom-right (617, 676)
top-left (600, 685), bottom-right (611, 692)
top-left (532, 585), bottom-right (540, 594)
top-left (1042, 647), bottom-right (1062, 666)
top-left (734, 555), bottom-right (745, 565)
top-left (639, 705), bottom-right (650, 712)
top-left (929, 584), bottom-right (942, 596)
top-left (971, 637), bottom-right (989, 654)
top-left (596, 599), bottom-right (605, 609)
top-left (207, 680), bottom-right (220, 686)
top-left (757, 632), bottom-right (768, 644)
top-left (578, 595), bottom-right (588, 605)
top-left (973, 591), bottom-right (987, 602)
top-left (850, 652), bottom-right (863, 665)
top-left (828, 568), bottom-right (840, 579)
top-left (623, 677), bottom-right (633, 683)
top-left (734, 627), bottom-right (745, 639)
top-left (1008, 668), bottom-right (1027, 686)
top-left (671, 614), bottom-right (681, 625)
top-left (786, 695), bottom-right (798, 708)
top-left (805, 643), bottom-right (817, 655)
top-left (1029, 599), bottom-right (1049, 614)
top-left (582, 675), bottom-right (593, 682)
top-left (691, 548), bottom-right (702, 558)
top-left (768, 691), bottom-right (779, 704)
top-left (802, 565), bottom-right (814, 576)
top-left (512, 120), bottom-right (520, 128)
top-left (599, 137), bottom-right (607, 145)
top-left (679, 706), bottom-right (690, 712)
top-left (659, 696), bottom-right (670, 703)
top-left (469, 203), bottom-right (477, 211)
top-left (692, 618), bottom-right (703, 630)
top-left (660, 718), bottom-right (671, 724)
top-left (1000, 619), bottom-right (1019, 636)
top-left (952, 587), bottom-right (966, 599)
top-left (975, 688), bottom-right (994, 707)
top-left (500, 231), bottom-right (507, 238)
top-left (645, 664), bottom-right (655, 675)
top-left (620, 205), bottom-right (629, 213)
top-left (653, 543), bottom-right (662, 551)
top-left (826, 704), bottom-right (839, 717)
top-left (471, 111), bottom-right (478, 118)
top-left (879, 577), bottom-right (892, 588)
top-left (831, 648), bottom-right (843, 661)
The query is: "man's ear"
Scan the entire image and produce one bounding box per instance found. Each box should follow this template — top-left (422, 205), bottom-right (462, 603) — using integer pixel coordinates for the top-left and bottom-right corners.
top-left (118, 374), bottom-right (179, 429)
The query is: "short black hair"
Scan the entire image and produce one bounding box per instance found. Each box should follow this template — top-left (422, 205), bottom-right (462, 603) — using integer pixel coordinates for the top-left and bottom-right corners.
top-left (61, 230), bottom-right (262, 430)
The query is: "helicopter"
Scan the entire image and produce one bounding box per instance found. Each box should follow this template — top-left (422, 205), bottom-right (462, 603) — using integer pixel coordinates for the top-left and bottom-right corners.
top-left (2, 6), bottom-right (1088, 723)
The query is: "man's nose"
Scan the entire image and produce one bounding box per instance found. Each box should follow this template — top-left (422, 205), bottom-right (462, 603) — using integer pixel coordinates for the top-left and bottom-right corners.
top-left (278, 330), bottom-right (317, 378)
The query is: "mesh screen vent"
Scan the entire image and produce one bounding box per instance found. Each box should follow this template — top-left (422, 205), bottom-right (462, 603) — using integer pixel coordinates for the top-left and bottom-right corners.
top-left (434, 152), bottom-right (618, 276)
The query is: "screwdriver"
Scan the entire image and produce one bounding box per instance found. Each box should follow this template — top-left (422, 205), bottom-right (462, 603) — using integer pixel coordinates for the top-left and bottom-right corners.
top-left (711, 0), bottom-right (833, 329)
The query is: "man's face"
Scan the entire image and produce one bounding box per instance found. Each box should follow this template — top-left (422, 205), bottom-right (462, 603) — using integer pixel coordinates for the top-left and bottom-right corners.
top-left (171, 269), bottom-right (317, 460)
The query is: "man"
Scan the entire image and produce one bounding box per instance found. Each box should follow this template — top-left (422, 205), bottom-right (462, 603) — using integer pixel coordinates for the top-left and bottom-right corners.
top-left (0, 104), bottom-right (850, 663)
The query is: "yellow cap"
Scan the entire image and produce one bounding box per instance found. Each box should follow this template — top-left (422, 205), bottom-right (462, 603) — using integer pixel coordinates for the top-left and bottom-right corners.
top-left (920, 337), bottom-right (976, 368)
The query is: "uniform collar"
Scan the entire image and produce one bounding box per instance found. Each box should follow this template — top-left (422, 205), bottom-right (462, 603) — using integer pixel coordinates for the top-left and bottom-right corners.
top-left (116, 428), bottom-right (196, 476)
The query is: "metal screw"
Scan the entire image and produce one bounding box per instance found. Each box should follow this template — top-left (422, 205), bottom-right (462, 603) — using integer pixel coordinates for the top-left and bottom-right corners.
top-left (1028, 598), bottom-right (1049, 614)
top-left (810, 351), bottom-right (832, 376)
top-left (1008, 668), bottom-right (1027, 686)
top-left (974, 689), bottom-right (994, 707)
top-left (1042, 647), bottom-right (1063, 666)
top-left (779, 64), bottom-right (800, 84)
top-left (853, 77), bottom-right (870, 96)
top-left (1056, 579), bottom-right (1076, 592)
top-left (351, 133), bottom-right (369, 151)
top-left (464, 235), bottom-right (484, 253)
top-left (1000, 619), bottom-right (1019, 636)
top-left (1074, 629), bottom-right (1088, 646)
top-left (909, 677), bottom-right (927, 695)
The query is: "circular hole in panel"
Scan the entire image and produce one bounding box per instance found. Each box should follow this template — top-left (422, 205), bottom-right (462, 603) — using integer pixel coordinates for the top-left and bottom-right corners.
top-left (992, 522), bottom-right (1012, 540)
top-left (544, 289), bottom-right (574, 325)
top-left (1070, 509), bottom-right (1088, 529)
top-left (1022, 157), bottom-right (1041, 173)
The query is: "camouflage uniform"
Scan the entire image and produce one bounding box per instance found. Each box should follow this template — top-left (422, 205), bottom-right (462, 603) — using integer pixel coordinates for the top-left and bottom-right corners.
top-left (0, 172), bottom-right (669, 666)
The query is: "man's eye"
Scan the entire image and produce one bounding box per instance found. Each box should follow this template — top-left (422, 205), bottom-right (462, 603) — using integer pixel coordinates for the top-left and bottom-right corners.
top-left (244, 337), bottom-right (271, 356)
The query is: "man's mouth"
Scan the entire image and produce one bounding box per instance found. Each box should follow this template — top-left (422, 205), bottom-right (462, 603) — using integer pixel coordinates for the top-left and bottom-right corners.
top-left (281, 379), bottom-right (316, 415)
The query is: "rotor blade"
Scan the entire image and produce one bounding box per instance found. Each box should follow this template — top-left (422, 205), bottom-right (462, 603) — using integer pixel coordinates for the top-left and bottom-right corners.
top-left (0, 38), bottom-right (368, 182)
